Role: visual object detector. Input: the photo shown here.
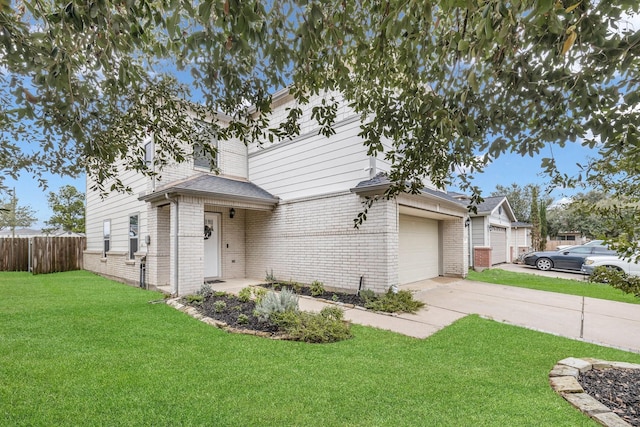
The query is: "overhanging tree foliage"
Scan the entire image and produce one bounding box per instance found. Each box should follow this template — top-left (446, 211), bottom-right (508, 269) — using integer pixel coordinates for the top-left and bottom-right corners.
top-left (1, 1), bottom-right (639, 221)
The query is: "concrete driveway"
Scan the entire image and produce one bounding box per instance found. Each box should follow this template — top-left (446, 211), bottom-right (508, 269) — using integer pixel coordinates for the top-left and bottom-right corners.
top-left (400, 277), bottom-right (640, 354)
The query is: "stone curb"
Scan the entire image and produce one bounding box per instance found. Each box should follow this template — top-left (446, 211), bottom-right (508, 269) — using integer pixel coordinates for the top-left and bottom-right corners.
top-left (550, 357), bottom-right (640, 427)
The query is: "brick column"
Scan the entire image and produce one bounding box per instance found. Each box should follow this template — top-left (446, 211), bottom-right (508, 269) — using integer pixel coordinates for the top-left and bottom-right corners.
top-left (474, 247), bottom-right (492, 271)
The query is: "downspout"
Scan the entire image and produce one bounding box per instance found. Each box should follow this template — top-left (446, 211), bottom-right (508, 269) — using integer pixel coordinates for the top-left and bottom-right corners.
top-left (165, 193), bottom-right (179, 296)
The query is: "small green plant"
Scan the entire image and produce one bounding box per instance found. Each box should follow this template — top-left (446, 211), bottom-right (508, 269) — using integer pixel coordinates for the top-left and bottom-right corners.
top-left (253, 288), bottom-right (299, 321)
top-left (364, 289), bottom-right (425, 314)
top-left (198, 283), bottom-right (213, 298)
top-left (265, 269), bottom-right (277, 284)
top-left (288, 280), bottom-right (302, 294)
top-left (213, 300), bottom-right (227, 313)
top-left (359, 289), bottom-right (376, 304)
top-left (186, 294), bottom-right (204, 304)
top-left (232, 305), bottom-right (242, 312)
top-left (310, 280), bottom-right (325, 296)
top-left (237, 314), bottom-right (249, 325)
top-left (214, 291), bottom-right (227, 297)
top-left (238, 287), bottom-right (253, 303)
top-left (332, 294), bottom-right (339, 302)
top-left (253, 287), bottom-right (268, 304)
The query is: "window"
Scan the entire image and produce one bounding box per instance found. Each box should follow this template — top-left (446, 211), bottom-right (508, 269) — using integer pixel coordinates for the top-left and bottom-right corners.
top-left (103, 220), bottom-right (111, 257)
top-left (193, 121), bottom-right (218, 170)
top-left (144, 140), bottom-right (153, 166)
top-left (129, 214), bottom-right (139, 260)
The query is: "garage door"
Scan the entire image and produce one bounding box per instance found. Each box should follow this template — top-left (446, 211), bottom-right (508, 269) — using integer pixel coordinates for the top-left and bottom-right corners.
top-left (399, 215), bottom-right (439, 284)
top-left (490, 226), bottom-right (507, 264)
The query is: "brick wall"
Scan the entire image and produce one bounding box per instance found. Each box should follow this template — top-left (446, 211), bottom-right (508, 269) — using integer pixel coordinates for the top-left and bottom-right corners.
top-left (246, 192), bottom-right (396, 293)
top-left (474, 247), bottom-right (492, 271)
top-left (441, 218), bottom-right (468, 277)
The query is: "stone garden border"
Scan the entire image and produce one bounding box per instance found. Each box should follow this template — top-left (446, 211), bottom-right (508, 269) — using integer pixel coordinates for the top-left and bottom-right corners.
top-left (549, 357), bottom-right (640, 427)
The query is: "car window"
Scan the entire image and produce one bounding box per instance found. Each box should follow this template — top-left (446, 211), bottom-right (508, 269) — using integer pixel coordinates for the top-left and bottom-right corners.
top-left (592, 246), bottom-right (613, 254)
top-left (568, 247), bottom-right (592, 254)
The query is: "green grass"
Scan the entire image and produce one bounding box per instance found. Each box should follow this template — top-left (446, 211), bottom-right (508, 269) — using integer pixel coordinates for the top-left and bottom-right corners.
top-left (468, 268), bottom-right (640, 304)
top-left (2, 271), bottom-right (640, 426)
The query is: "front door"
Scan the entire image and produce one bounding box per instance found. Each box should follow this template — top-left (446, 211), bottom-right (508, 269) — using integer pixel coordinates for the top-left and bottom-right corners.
top-left (204, 213), bottom-right (221, 278)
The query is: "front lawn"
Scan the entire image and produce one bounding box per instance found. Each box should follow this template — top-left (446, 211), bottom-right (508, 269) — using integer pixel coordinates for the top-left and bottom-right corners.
top-left (468, 268), bottom-right (640, 304)
top-left (2, 271), bottom-right (640, 426)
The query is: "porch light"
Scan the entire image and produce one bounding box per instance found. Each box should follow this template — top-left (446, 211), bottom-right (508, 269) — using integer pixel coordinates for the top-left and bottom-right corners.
top-left (464, 218), bottom-right (470, 227)
top-left (229, 208), bottom-right (235, 219)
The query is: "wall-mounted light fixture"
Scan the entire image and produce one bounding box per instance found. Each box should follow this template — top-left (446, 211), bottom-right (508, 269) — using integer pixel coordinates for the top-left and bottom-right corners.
top-left (464, 218), bottom-right (470, 227)
top-left (229, 208), bottom-right (235, 219)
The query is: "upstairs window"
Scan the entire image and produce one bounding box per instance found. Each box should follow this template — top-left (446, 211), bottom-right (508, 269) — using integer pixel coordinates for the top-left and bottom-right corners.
top-left (144, 140), bottom-right (153, 166)
top-left (193, 121), bottom-right (218, 170)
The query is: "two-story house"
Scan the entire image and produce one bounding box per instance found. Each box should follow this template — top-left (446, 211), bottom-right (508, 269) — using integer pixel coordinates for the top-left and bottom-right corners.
top-left (84, 89), bottom-right (469, 296)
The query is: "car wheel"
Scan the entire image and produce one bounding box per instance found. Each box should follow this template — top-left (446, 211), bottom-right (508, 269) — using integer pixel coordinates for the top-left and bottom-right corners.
top-left (536, 258), bottom-right (553, 271)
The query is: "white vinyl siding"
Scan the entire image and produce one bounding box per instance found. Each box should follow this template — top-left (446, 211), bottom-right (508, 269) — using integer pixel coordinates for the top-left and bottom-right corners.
top-left (85, 168), bottom-right (148, 254)
top-left (399, 215), bottom-right (440, 284)
top-left (249, 118), bottom-right (371, 200)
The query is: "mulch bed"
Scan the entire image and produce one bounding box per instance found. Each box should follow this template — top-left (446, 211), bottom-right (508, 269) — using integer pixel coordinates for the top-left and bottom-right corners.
top-left (196, 293), bottom-right (280, 334)
top-left (580, 368), bottom-right (640, 426)
top-left (262, 284), bottom-right (367, 307)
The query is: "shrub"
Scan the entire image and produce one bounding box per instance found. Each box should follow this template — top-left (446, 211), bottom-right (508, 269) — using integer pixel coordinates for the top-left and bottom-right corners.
top-left (272, 307), bottom-right (352, 343)
top-left (310, 280), bottom-right (325, 296)
top-left (589, 267), bottom-right (640, 297)
top-left (237, 314), bottom-right (249, 325)
top-left (238, 287), bottom-right (252, 303)
top-left (186, 294), bottom-right (204, 304)
top-left (359, 289), bottom-right (376, 304)
top-left (364, 288), bottom-right (425, 314)
top-left (198, 283), bottom-right (213, 298)
top-left (213, 300), bottom-right (227, 313)
top-left (253, 288), bottom-right (299, 321)
top-left (253, 287), bottom-right (268, 304)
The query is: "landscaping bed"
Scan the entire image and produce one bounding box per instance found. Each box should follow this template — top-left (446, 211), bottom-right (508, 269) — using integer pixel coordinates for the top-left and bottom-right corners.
top-left (581, 368), bottom-right (640, 426)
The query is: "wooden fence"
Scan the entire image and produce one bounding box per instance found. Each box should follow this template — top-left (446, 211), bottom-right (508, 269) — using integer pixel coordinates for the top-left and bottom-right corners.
top-left (0, 237), bottom-right (86, 274)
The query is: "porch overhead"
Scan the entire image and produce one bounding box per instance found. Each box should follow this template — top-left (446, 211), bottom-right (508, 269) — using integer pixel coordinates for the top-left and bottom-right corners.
top-left (138, 174), bottom-right (279, 209)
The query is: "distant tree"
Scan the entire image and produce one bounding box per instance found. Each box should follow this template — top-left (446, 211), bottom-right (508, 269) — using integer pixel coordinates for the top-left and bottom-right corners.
top-left (43, 185), bottom-right (85, 233)
top-left (0, 192), bottom-right (37, 234)
top-left (490, 183), bottom-right (552, 223)
top-left (546, 190), bottom-right (619, 241)
top-left (530, 187), bottom-right (541, 251)
top-left (539, 202), bottom-right (548, 251)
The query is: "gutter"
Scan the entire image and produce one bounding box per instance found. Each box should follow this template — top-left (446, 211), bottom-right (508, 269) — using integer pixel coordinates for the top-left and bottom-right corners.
top-left (165, 193), bottom-right (179, 296)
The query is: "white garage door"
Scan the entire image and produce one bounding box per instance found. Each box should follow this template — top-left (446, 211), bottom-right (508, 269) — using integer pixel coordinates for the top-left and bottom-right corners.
top-left (490, 226), bottom-right (507, 264)
top-left (399, 215), bottom-right (439, 284)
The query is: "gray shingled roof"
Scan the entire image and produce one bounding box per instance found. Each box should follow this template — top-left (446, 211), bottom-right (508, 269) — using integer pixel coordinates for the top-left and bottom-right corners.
top-left (139, 174), bottom-right (279, 205)
top-left (474, 196), bottom-right (506, 214)
top-left (351, 173), bottom-right (465, 206)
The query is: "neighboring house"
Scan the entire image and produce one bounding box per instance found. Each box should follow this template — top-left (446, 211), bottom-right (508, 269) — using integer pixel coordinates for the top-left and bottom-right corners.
top-left (452, 195), bottom-right (517, 267)
top-left (547, 232), bottom-right (587, 250)
top-left (510, 221), bottom-right (532, 258)
top-left (84, 89), bottom-right (469, 296)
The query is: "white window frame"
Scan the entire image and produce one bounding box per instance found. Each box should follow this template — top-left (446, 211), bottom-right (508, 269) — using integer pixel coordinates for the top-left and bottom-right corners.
top-left (129, 213), bottom-right (139, 260)
top-left (103, 220), bottom-right (111, 257)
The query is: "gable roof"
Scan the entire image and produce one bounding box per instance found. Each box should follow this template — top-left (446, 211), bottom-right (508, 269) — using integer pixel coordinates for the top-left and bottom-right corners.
top-left (139, 174), bottom-right (279, 206)
top-left (471, 195), bottom-right (517, 221)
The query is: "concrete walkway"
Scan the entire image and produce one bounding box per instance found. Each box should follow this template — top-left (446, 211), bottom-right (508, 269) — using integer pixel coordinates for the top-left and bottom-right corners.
top-left (210, 276), bottom-right (640, 354)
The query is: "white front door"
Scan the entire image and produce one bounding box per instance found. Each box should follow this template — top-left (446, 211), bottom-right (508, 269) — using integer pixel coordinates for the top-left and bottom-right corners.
top-left (204, 213), bottom-right (221, 278)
